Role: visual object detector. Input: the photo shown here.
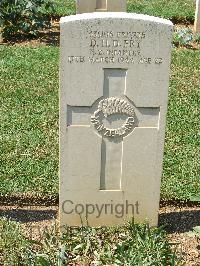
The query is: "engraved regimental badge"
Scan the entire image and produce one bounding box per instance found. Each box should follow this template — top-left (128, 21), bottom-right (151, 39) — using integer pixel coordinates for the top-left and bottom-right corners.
top-left (91, 97), bottom-right (135, 138)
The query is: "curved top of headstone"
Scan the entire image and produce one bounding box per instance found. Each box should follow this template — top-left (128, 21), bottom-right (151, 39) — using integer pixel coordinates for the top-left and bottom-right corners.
top-left (60, 12), bottom-right (173, 26)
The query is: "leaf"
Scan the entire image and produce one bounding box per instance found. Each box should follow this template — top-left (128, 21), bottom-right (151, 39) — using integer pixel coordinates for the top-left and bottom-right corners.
top-left (193, 226), bottom-right (200, 235)
top-left (57, 244), bottom-right (67, 262)
top-left (186, 231), bottom-right (196, 237)
top-left (73, 243), bottom-right (84, 252)
top-left (36, 254), bottom-right (51, 266)
top-left (189, 195), bottom-right (200, 202)
top-left (0, 0), bottom-right (53, 40)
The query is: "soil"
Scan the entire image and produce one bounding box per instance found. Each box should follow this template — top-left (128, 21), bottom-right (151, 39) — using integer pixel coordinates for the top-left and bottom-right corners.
top-left (1, 21), bottom-right (200, 50)
top-left (0, 204), bottom-right (199, 265)
top-left (159, 205), bottom-right (200, 265)
top-left (0, 20), bottom-right (60, 46)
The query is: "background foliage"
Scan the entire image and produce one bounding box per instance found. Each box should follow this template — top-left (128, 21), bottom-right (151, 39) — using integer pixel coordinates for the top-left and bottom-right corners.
top-left (0, 0), bottom-right (54, 40)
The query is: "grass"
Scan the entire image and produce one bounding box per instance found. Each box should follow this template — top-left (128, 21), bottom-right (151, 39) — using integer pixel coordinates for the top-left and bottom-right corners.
top-left (0, 46), bottom-right (59, 196)
top-left (51, 0), bottom-right (195, 22)
top-left (162, 49), bottom-right (200, 201)
top-left (127, 0), bottom-right (195, 22)
top-left (0, 218), bottom-right (182, 265)
top-left (0, 46), bottom-right (199, 201)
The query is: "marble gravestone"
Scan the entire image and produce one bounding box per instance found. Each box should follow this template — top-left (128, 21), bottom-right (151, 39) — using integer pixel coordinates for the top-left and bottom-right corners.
top-left (76, 0), bottom-right (127, 13)
top-left (194, 0), bottom-right (200, 33)
top-left (59, 10), bottom-right (173, 227)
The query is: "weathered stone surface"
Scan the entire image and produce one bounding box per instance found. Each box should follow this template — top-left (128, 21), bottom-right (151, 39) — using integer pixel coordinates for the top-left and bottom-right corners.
top-left (194, 0), bottom-right (200, 33)
top-left (76, 0), bottom-right (127, 14)
top-left (59, 12), bottom-right (173, 227)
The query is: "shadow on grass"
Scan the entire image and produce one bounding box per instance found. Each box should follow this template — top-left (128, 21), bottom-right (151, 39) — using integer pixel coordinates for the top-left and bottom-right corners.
top-left (159, 209), bottom-right (200, 234)
top-left (1, 205), bottom-right (200, 235)
top-left (0, 209), bottom-right (57, 223)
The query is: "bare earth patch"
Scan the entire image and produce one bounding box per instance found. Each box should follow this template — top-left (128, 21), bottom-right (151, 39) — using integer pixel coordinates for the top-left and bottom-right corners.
top-left (0, 20), bottom-right (60, 46)
top-left (159, 205), bottom-right (200, 265)
top-left (0, 204), bottom-right (199, 265)
top-left (1, 21), bottom-right (199, 49)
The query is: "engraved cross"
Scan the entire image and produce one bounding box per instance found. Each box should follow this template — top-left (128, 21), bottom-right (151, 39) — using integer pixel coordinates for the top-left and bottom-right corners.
top-left (67, 69), bottom-right (160, 191)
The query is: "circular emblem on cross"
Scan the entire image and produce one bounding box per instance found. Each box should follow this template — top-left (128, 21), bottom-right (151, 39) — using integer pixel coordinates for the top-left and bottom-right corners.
top-left (91, 97), bottom-right (135, 138)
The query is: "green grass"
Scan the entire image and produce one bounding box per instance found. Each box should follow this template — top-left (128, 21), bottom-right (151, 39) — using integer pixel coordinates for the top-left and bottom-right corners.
top-left (0, 218), bottom-right (182, 265)
top-left (0, 46), bottom-right (199, 201)
top-left (162, 49), bottom-right (200, 201)
top-left (0, 46), bottom-right (59, 196)
top-left (51, 0), bottom-right (195, 22)
top-left (127, 0), bottom-right (195, 22)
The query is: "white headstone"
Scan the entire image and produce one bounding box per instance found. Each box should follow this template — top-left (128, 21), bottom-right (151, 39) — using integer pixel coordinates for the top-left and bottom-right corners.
top-left (76, 0), bottom-right (127, 14)
top-left (59, 12), bottom-right (173, 227)
top-left (194, 0), bottom-right (200, 33)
